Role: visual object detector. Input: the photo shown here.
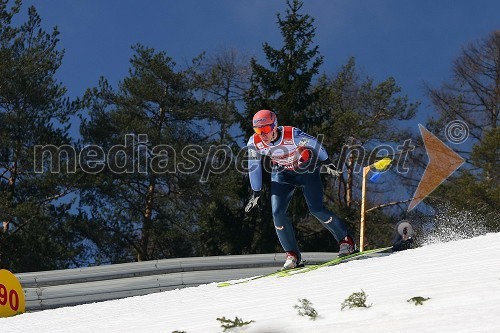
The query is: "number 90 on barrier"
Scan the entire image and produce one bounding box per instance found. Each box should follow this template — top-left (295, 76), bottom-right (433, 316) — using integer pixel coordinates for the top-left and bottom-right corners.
top-left (0, 269), bottom-right (25, 317)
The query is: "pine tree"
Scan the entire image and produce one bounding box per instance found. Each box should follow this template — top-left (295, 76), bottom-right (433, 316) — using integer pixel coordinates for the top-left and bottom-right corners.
top-left (80, 45), bottom-right (213, 262)
top-left (244, 0), bottom-right (323, 130)
top-left (0, 1), bottom-right (82, 271)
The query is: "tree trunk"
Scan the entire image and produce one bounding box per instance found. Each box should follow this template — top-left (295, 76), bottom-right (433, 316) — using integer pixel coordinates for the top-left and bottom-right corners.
top-left (3, 160), bottom-right (18, 233)
top-left (138, 176), bottom-right (156, 262)
top-left (346, 152), bottom-right (354, 208)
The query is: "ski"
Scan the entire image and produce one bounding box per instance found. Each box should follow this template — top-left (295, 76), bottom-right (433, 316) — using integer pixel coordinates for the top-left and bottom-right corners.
top-left (217, 247), bottom-right (392, 287)
top-left (217, 262), bottom-right (308, 287)
top-left (218, 267), bottom-right (297, 287)
top-left (275, 246), bottom-right (392, 278)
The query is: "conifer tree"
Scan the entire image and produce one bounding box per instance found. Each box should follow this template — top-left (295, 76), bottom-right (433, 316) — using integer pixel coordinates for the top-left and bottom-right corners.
top-left (0, 1), bottom-right (82, 271)
top-left (244, 0), bottom-right (323, 130)
top-left (80, 45), bottom-right (211, 262)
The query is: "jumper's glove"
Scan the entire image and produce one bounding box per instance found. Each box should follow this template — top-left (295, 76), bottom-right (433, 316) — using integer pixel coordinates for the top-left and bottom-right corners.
top-left (245, 191), bottom-right (262, 213)
top-left (320, 159), bottom-right (342, 177)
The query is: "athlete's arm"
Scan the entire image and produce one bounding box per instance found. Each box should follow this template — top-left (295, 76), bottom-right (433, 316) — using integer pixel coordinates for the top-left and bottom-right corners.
top-left (246, 136), bottom-right (263, 191)
top-left (293, 128), bottom-right (329, 161)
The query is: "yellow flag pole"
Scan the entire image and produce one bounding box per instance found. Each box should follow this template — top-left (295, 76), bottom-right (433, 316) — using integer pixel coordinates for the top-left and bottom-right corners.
top-left (359, 166), bottom-right (370, 252)
top-left (359, 157), bottom-right (392, 252)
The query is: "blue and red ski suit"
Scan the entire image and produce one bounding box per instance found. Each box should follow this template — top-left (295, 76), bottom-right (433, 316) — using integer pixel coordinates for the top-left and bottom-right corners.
top-left (247, 126), bottom-right (350, 261)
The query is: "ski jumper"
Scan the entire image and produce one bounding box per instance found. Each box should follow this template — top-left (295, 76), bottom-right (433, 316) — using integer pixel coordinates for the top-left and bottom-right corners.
top-left (247, 126), bottom-right (349, 262)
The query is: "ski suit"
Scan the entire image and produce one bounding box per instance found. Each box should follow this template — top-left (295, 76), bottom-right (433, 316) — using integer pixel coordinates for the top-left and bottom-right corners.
top-left (247, 126), bottom-right (349, 261)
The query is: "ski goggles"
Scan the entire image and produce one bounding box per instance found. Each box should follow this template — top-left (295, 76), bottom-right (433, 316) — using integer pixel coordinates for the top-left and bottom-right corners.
top-left (253, 123), bottom-right (276, 135)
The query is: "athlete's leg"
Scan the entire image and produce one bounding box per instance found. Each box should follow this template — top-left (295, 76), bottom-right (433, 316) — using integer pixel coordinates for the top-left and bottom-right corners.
top-left (301, 170), bottom-right (349, 242)
top-left (271, 180), bottom-right (300, 261)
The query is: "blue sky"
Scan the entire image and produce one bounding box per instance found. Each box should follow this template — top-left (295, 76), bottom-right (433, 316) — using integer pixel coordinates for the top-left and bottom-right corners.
top-left (18, 0), bottom-right (500, 126)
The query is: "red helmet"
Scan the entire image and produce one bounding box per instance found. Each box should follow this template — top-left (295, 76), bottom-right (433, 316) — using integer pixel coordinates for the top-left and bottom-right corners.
top-left (252, 109), bottom-right (277, 127)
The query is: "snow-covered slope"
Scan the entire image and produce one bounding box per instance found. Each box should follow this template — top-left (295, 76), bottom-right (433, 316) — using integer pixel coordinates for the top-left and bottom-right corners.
top-left (2, 233), bottom-right (500, 333)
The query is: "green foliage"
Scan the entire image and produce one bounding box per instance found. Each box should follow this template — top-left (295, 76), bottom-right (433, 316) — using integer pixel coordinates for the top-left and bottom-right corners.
top-left (341, 290), bottom-right (372, 310)
top-left (0, 1), bottom-right (83, 272)
top-left (194, 157), bottom-right (252, 256)
top-left (79, 44), bottom-right (209, 262)
top-left (189, 49), bottom-right (275, 258)
top-left (244, 0), bottom-right (323, 130)
top-left (216, 316), bottom-right (255, 331)
top-left (312, 58), bottom-right (417, 146)
top-left (310, 57), bottom-right (418, 213)
top-left (469, 127), bottom-right (500, 229)
top-left (294, 298), bottom-right (318, 320)
top-left (407, 296), bottom-right (431, 305)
